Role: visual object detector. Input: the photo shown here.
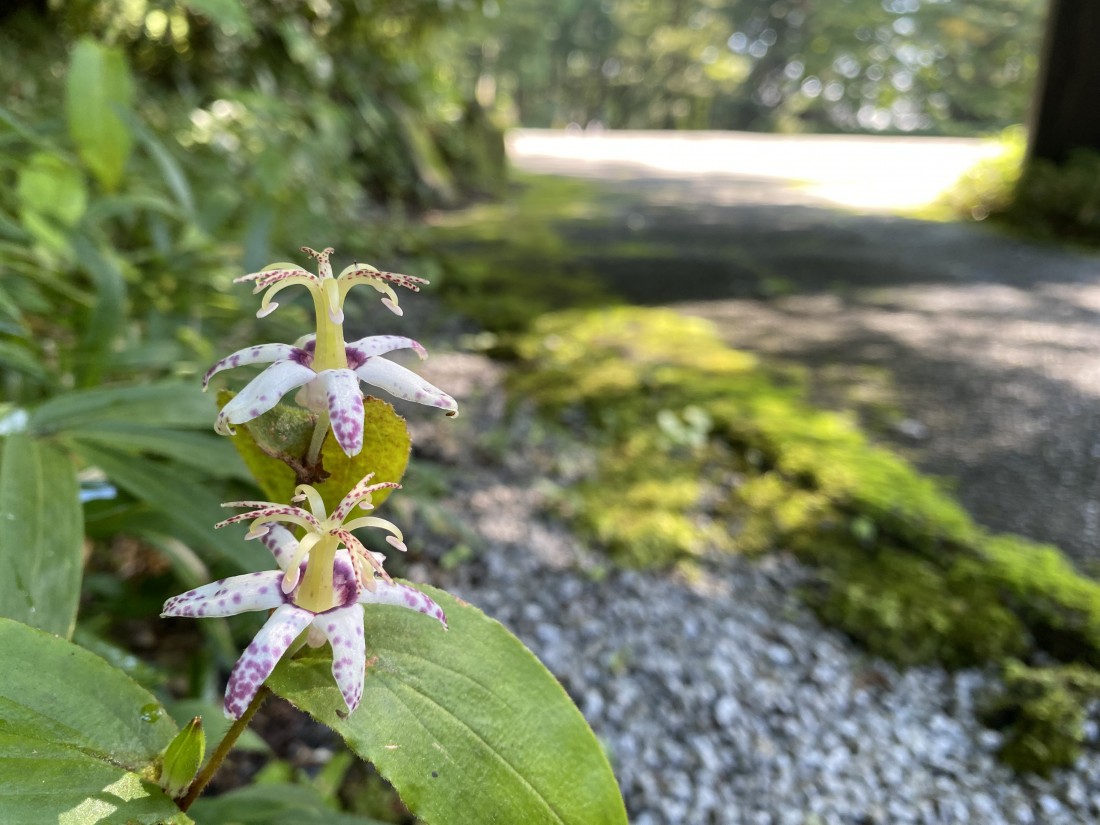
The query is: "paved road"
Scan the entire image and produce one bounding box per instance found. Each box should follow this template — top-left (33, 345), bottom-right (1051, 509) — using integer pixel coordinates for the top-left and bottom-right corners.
top-left (508, 129), bottom-right (1100, 569)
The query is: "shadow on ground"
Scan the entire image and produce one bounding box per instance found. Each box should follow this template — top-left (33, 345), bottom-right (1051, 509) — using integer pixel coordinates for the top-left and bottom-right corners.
top-left (513, 167), bottom-right (1100, 570)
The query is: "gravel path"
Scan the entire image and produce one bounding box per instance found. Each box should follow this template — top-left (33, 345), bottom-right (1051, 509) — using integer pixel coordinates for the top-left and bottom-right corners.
top-left (411, 353), bottom-right (1100, 825)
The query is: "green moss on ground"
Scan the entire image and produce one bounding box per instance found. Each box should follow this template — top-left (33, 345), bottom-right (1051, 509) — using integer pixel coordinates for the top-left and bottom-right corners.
top-left (981, 661), bottom-right (1100, 776)
top-left (433, 173), bottom-right (1100, 773)
top-left (511, 306), bottom-right (1100, 772)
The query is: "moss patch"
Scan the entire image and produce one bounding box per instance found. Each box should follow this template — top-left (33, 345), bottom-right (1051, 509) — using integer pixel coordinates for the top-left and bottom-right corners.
top-left (981, 661), bottom-right (1100, 776)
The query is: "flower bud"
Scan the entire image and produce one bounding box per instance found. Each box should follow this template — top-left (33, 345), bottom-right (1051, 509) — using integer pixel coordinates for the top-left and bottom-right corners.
top-left (160, 716), bottom-right (205, 798)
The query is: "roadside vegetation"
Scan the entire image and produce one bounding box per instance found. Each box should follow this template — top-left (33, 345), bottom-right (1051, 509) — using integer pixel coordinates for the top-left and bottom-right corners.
top-left (933, 127), bottom-right (1100, 247)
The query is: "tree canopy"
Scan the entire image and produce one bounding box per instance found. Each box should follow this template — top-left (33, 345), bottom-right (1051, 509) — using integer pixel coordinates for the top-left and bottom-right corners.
top-left (478, 0), bottom-right (1046, 135)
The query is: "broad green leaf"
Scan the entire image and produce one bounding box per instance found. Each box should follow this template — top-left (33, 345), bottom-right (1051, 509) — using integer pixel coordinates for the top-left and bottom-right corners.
top-left (0, 618), bottom-right (189, 825)
top-left (30, 381), bottom-right (215, 433)
top-left (0, 434), bottom-right (83, 637)
top-left (66, 421), bottom-right (250, 480)
top-left (17, 151), bottom-right (88, 227)
top-left (225, 395), bottom-right (410, 514)
top-left (191, 784), bottom-right (390, 825)
top-left (269, 586), bottom-right (628, 825)
top-left (71, 442), bottom-right (268, 571)
top-left (73, 625), bottom-right (167, 690)
top-left (66, 39), bottom-right (135, 191)
top-left (69, 235), bottom-right (126, 388)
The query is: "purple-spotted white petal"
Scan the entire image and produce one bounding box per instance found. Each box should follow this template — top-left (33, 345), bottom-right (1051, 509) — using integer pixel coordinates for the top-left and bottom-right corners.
top-left (161, 571), bottom-right (285, 618)
top-left (345, 335), bottom-right (428, 365)
top-left (256, 523), bottom-right (298, 570)
top-left (207, 336), bottom-right (456, 455)
top-left (315, 604), bottom-right (367, 712)
top-left (318, 368), bottom-right (366, 456)
top-left (203, 343), bottom-right (307, 390)
top-left (215, 360), bottom-right (317, 434)
top-left (162, 474), bottom-right (448, 719)
top-left (361, 581), bottom-right (448, 628)
top-left (354, 357), bottom-right (458, 417)
top-left (224, 605), bottom-right (314, 718)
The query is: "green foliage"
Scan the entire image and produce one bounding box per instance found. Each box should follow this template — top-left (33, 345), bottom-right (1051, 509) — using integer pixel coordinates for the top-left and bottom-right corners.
top-left (807, 540), bottom-right (1028, 667)
top-left (269, 585), bottom-right (629, 825)
top-left (982, 535), bottom-right (1100, 665)
top-left (0, 618), bottom-right (188, 825)
top-left (573, 430), bottom-right (715, 567)
top-left (1005, 150), bottom-right (1100, 245)
top-left (982, 661), bottom-right (1100, 776)
top-left (0, 5), bottom-right (620, 823)
top-left (66, 39), bottom-right (135, 191)
top-left (0, 434), bottom-right (83, 638)
top-left (432, 174), bottom-right (615, 332)
top-left (936, 127), bottom-right (1100, 246)
top-left (160, 716), bottom-right (206, 798)
top-left (932, 127), bottom-right (1025, 221)
top-left (13, 380), bottom-right (264, 572)
top-left (222, 395), bottom-right (410, 515)
top-left (192, 784), bottom-right (391, 825)
top-left (481, 0), bottom-right (1043, 134)
top-left (17, 152), bottom-right (88, 240)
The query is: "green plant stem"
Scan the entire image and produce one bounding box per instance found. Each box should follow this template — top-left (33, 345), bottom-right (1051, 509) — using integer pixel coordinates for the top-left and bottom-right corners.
top-left (177, 686), bottom-right (268, 812)
top-left (306, 408), bottom-right (330, 466)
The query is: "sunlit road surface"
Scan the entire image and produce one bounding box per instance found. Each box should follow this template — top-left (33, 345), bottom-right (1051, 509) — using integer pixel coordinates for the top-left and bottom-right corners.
top-left (504, 126), bottom-right (1100, 569)
top-left (507, 128), bottom-right (1003, 212)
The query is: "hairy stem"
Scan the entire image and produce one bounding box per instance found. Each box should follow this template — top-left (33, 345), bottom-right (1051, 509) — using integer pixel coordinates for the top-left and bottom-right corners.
top-left (177, 686), bottom-right (269, 812)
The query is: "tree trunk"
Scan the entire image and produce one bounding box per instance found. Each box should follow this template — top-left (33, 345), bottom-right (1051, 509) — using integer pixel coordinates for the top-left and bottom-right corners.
top-left (1028, 0), bottom-right (1100, 163)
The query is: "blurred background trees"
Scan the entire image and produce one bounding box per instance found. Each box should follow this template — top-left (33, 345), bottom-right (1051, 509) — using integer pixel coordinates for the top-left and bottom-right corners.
top-left (476, 0), bottom-right (1045, 135)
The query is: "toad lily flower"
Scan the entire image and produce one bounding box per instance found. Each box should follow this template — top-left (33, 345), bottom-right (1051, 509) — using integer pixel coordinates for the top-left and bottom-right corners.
top-left (241, 245), bottom-right (426, 323)
top-left (206, 332), bottom-right (457, 457)
top-left (161, 475), bottom-right (447, 719)
top-left (207, 246), bottom-right (456, 457)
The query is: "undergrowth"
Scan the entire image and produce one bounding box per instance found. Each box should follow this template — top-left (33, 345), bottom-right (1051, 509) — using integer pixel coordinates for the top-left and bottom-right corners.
top-left (932, 126), bottom-right (1100, 247)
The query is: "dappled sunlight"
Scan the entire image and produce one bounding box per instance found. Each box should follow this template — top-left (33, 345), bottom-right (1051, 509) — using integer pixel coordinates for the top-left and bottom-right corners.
top-left (509, 129), bottom-right (1005, 212)
top-left (58, 775), bottom-right (164, 825)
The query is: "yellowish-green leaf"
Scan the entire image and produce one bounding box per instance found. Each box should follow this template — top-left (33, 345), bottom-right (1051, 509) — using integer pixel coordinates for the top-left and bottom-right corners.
top-left (17, 151), bottom-right (88, 228)
top-left (223, 394), bottom-right (410, 514)
top-left (66, 39), bottom-right (135, 191)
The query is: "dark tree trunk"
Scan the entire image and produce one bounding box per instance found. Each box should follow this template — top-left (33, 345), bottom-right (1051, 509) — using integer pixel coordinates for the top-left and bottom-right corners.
top-left (1028, 0), bottom-right (1100, 163)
